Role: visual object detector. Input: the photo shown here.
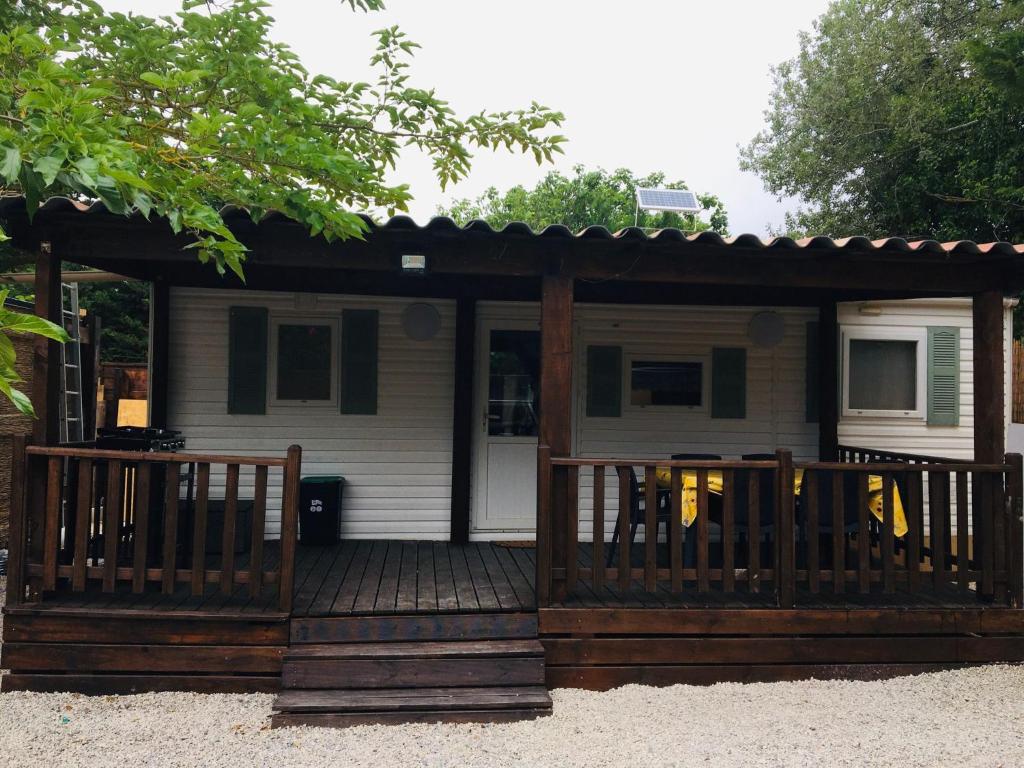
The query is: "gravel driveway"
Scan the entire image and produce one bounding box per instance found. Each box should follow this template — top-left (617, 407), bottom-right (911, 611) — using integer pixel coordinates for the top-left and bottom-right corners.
top-left (2, 576), bottom-right (1024, 768)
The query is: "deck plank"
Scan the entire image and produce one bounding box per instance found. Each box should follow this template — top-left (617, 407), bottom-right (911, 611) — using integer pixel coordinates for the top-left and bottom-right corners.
top-left (448, 545), bottom-right (481, 612)
top-left (353, 541), bottom-right (388, 614)
top-left (373, 542), bottom-right (402, 613)
top-left (432, 542), bottom-right (459, 611)
top-left (416, 542), bottom-right (438, 612)
top-left (396, 542), bottom-right (420, 612)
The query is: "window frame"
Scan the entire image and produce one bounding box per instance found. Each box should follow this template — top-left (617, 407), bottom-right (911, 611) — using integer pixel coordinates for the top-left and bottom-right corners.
top-left (268, 314), bottom-right (340, 408)
top-left (625, 353), bottom-right (710, 413)
top-left (841, 326), bottom-right (926, 419)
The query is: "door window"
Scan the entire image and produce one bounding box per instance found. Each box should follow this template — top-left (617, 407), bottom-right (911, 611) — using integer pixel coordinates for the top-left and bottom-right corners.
top-left (488, 330), bottom-right (540, 436)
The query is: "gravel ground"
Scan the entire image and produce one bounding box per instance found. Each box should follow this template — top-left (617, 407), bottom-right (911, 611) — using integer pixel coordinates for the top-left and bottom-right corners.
top-left (2, 577), bottom-right (1024, 768)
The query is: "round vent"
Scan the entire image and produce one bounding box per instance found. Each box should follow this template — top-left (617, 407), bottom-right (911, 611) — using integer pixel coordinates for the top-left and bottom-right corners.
top-left (402, 302), bottom-right (441, 341)
top-left (747, 311), bottom-right (785, 348)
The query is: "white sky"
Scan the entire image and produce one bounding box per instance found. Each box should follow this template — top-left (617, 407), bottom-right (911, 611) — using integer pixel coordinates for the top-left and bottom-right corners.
top-left (104, 0), bottom-right (831, 235)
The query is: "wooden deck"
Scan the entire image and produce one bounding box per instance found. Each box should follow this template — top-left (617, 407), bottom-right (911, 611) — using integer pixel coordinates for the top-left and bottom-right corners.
top-left (15, 540), bottom-right (994, 617)
top-left (7, 539), bottom-right (1024, 697)
top-left (290, 541), bottom-right (537, 617)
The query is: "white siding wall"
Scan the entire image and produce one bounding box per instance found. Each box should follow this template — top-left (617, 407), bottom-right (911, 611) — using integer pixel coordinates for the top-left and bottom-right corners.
top-left (167, 290), bottom-right (1010, 541)
top-left (167, 288), bottom-right (456, 538)
top-left (837, 298), bottom-right (1014, 459)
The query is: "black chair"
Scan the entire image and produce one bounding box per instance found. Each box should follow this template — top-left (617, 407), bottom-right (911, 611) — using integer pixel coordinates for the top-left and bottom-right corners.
top-left (671, 454), bottom-right (722, 567)
top-left (606, 455), bottom-right (723, 569)
top-left (723, 453), bottom-right (780, 573)
top-left (797, 468), bottom-right (863, 535)
top-left (605, 466), bottom-right (652, 568)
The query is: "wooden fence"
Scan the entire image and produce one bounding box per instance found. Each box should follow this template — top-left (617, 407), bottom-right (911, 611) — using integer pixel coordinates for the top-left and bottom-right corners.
top-left (5, 439), bottom-right (301, 613)
top-left (537, 446), bottom-right (1024, 609)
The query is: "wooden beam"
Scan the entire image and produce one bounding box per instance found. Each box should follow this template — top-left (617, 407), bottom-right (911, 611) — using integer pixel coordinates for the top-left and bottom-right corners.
top-left (973, 290), bottom-right (1005, 463)
top-left (818, 300), bottom-right (839, 461)
top-left (31, 242), bottom-right (61, 445)
top-left (449, 298), bottom-right (475, 544)
top-left (539, 272), bottom-right (574, 602)
top-left (148, 280), bottom-right (170, 429)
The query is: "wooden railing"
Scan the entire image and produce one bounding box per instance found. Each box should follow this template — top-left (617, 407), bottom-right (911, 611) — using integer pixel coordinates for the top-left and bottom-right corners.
top-left (838, 444), bottom-right (968, 465)
top-left (537, 446), bottom-right (1024, 609)
top-left (537, 447), bottom-right (792, 605)
top-left (5, 438), bottom-right (301, 613)
top-left (796, 458), bottom-right (1022, 603)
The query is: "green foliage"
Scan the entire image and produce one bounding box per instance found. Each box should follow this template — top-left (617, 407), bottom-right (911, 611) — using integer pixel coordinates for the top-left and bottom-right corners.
top-left (0, 0), bottom-right (565, 416)
top-left (0, 287), bottom-right (69, 417)
top-left (77, 280), bottom-right (149, 362)
top-left (0, 1), bottom-right (565, 276)
top-left (440, 166), bottom-right (729, 234)
top-left (740, 0), bottom-right (1024, 243)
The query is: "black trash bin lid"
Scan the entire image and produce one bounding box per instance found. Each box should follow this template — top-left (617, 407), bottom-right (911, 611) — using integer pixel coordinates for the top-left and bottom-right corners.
top-left (301, 475), bottom-right (345, 485)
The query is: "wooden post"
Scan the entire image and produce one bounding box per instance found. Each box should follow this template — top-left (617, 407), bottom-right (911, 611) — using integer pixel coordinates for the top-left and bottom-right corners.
top-left (32, 242), bottom-right (61, 445)
top-left (278, 444), bottom-right (302, 613)
top-left (1006, 453), bottom-right (1024, 608)
top-left (776, 448), bottom-right (796, 607)
top-left (5, 436), bottom-right (29, 606)
top-left (818, 300), bottom-right (839, 461)
top-left (973, 291), bottom-right (1005, 464)
top-left (538, 271), bottom-right (574, 601)
top-left (27, 243), bottom-right (58, 598)
top-left (535, 444), bottom-right (553, 606)
top-left (449, 297), bottom-right (475, 544)
top-left (148, 279), bottom-right (170, 429)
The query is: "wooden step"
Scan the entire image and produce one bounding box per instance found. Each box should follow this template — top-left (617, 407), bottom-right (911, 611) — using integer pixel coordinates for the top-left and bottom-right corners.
top-left (275, 686), bottom-right (552, 713)
top-left (290, 613), bottom-right (538, 644)
top-left (285, 639), bottom-right (543, 661)
top-left (283, 654), bottom-right (545, 689)
top-left (271, 686), bottom-right (552, 728)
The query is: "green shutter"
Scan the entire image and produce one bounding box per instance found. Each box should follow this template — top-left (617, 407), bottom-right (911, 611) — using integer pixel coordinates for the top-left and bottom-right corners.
top-left (805, 321), bottom-right (820, 423)
top-left (341, 309), bottom-right (379, 414)
top-left (586, 345), bottom-right (622, 417)
top-left (927, 326), bottom-right (960, 426)
top-left (227, 306), bottom-right (268, 414)
top-left (711, 347), bottom-right (746, 419)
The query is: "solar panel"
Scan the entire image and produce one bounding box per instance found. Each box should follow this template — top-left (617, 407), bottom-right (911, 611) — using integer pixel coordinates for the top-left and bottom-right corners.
top-left (636, 188), bottom-right (701, 213)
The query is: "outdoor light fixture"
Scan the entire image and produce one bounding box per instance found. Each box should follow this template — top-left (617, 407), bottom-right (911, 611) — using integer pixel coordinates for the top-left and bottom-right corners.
top-left (401, 253), bottom-right (427, 274)
top-left (858, 303), bottom-right (883, 316)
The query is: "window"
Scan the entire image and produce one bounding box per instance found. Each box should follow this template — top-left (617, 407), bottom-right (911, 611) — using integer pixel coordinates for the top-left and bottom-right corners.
top-left (487, 330), bottom-right (540, 436)
top-left (842, 327), bottom-right (926, 418)
top-left (271, 317), bottom-right (338, 406)
top-left (630, 359), bottom-right (704, 408)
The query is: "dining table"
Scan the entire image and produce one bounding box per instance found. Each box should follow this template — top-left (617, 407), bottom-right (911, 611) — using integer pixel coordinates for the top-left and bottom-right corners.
top-left (653, 467), bottom-right (908, 537)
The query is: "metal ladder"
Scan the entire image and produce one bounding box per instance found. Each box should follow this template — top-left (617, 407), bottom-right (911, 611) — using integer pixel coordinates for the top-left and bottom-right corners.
top-left (58, 282), bottom-right (85, 444)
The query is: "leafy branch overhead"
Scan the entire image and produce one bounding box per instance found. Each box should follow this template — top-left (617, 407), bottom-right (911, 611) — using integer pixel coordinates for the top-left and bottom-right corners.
top-left (0, 0), bottom-right (567, 279)
top-left (0, 288), bottom-right (69, 417)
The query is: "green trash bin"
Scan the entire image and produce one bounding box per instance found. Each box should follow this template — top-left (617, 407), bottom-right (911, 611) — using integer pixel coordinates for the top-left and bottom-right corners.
top-left (299, 475), bottom-right (345, 545)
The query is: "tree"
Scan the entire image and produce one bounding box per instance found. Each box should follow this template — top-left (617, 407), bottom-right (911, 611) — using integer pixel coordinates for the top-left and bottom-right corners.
top-left (77, 280), bottom-right (149, 362)
top-left (439, 166), bottom-right (729, 234)
top-left (0, 0), bottom-right (566, 414)
top-left (740, 0), bottom-right (1024, 244)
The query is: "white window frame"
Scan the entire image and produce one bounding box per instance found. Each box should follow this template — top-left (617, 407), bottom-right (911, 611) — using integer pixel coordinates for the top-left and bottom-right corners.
top-left (625, 353), bottom-right (710, 413)
top-left (841, 326), bottom-right (926, 419)
top-left (269, 314), bottom-right (339, 408)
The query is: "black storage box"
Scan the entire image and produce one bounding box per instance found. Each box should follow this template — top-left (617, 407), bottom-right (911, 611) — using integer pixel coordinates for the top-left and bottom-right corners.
top-left (203, 499), bottom-right (254, 555)
top-left (299, 475), bottom-right (345, 545)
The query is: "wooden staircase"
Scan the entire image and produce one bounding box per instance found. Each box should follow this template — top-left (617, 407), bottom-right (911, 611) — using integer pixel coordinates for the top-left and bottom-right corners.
top-left (272, 613), bottom-right (551, 727)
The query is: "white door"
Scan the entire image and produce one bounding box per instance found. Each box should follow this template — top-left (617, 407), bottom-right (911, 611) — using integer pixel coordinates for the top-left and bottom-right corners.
top-left (472, 313), bottom-right (541, 536)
